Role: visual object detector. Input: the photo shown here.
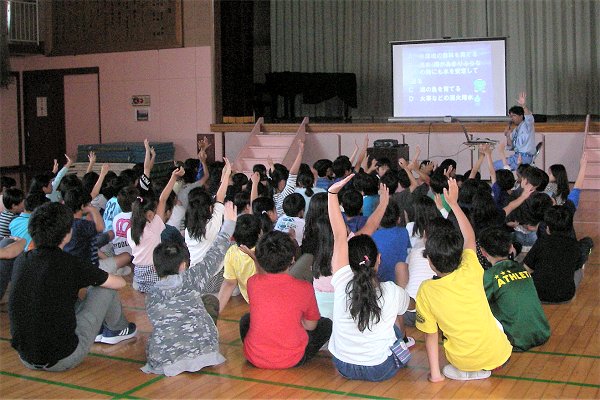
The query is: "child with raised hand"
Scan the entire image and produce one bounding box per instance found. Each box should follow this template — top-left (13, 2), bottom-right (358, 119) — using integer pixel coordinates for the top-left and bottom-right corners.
top-left (416, 178), bottom-right (512, 382)
top-left (327, 174), bottom-right (413, 382)
top-left (142, 202), bottom-right (238, 377)
top-left (128, 167), bottom-right (185, 292)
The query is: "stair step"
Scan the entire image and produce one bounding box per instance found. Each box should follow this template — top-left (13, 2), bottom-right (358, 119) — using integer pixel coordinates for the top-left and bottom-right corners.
top-left (245, 146), bottom-right (290, 159)
top-left (586, 164), bottom-right (600, 176)
top-left (585, 151), bottom-right (600, 162)
top-left (237, 157), bottom-right (283, 171)
top-left (582, 177), bottom-right (600, 190)
top-left (585, 135), bottom-right (600, 149)
top-left (252, 134), bottom-right (296, 147)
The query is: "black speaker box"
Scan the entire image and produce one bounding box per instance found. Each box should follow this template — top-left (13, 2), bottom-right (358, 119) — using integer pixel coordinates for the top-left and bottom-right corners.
top-left (367, 145), bottom-right (409, 169)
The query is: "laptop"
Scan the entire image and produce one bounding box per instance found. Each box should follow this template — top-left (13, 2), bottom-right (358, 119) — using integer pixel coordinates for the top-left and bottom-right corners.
top-left (460, 124), bottom-right (498, 146)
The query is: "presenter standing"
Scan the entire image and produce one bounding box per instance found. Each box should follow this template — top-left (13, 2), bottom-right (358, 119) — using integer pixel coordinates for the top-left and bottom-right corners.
top-left (494, 92), bottom-right (536, 170)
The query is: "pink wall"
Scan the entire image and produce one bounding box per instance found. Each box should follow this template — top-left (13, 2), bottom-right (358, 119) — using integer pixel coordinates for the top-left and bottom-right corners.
top-left (0, 80), bottom-right (20, 167)
top-left (9, 46), bottom-right (214, 161)
top-left (64, 74), bottom-right (100, 157)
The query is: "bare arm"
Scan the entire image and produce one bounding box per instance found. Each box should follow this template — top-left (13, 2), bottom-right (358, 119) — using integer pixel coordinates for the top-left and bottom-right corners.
top-left (197, 148), bottom-right (210, 187)
top-left (100, 274), bottom-right (126, 290)
top-left (348, 140), bottom-right (360, 166)
top-left (356, 183), bottom-right (390, 236)
top-left (288, 139), bottom-right (305, 175)
top-left (328, 175), bottom-right (354, 274)
top-left (469, 145), bottom-right (486, 179)
top-left (249, 171), bottom-right (260, 205)
top-left (90, 163), bottom-right (109, 200)
top-left (503, 186), bottom-right (534, 216)
top-left (0, 238), bottom-right (26, 259)
top-left (86, 151), bottom-right (96, 174)
top-left (354, 135), bottom-right (369, 172)
top-left (573, 151), bottom-right (588, 189)
top-left (425, 332), bottom-right (445, 383)
top-left (217, 279), bottom-right (238, 313)
top-left (484, 146), bottom-right (496, 184)
top-left (301, 318), bottom-right (318, 331)
top-left (215, 158), bottom-right (232, 203)
top-left (444, 178), bottom-right (475, 251)
top-left (157, 167), bottom-right (185, 222)
top-left (84, 204), bottom-right (105, 233)
top-left (395, 262), bottom-right (409, 288)
top-left (143, 139), bottom-right (156, 177)
top-left (400, 158), bottom-right (418, 192)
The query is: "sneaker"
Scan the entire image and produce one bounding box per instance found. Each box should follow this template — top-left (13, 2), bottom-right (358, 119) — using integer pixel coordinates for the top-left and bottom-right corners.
top-left (442, 364), bottom-right (491, 381)
top-left (98, 323), bottom-right (137, 344)
top-left (403, 336), bottom-right (416, 348)
top-left (94, 326), bottom-right (104, 343)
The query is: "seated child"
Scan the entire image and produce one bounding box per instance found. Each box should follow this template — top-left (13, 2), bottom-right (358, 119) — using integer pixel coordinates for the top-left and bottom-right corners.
top-left (341, 189), bottom-right (367, 233)
top-left (479, 227), bottom-right (550, 351)
top-left (0, 188), bottom-right (24, 237)
top-left (371, 201), bottom-right (411, 283)
top-left (142, 202), bottom-right (237, 377)
top-left (416, 178), bottom-right (512, 382)
top-left (274, 193), bottom-right (306, 245)
top-left (9, 192), bottom-right (49, 249)
top-left (0, 176), bottom-right (17, 214)
top-left (217, 214), bottom-right (260, 312)
top-left (524, 205), bottom-right (586, 303)
top-left (240, 231), bottom-right (332, 369)
top-left (327, 175), bottom-right (413, 382)
top-left (9, 202), bottom-right (135, 372)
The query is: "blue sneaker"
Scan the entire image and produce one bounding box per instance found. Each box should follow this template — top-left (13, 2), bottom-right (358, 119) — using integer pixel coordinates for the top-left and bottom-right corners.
top-left (98, 323), bottom-right (137, 344)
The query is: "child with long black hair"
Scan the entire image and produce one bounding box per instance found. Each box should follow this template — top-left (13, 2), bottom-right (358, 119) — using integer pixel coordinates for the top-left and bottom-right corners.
top-left (128, 167), bottom-right (185, 292)
top-left (327, 175), bottom-right (413, 382)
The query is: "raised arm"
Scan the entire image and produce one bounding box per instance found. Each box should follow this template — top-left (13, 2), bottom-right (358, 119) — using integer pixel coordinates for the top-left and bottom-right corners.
top-left (517, 91), bottom-right (532, 115)
top-left (354, 134), bottom-right (369, 172)
top-left (197, 147), bottom-right (210, 187)
top-left (356, 182), bottom-right (390, 236)
top-left (215, 157), bottom-right (232, 204)
top-left (90, 163), bottom-right (110, 200)
top-left (143, 139), bottom-right (156, 177)
top-left (288, 139), bottom-right (305, 175)
top-left (249, 171), bottom-right (260, 205)
top-left (52, 154), bottom-right (74, 191)
top-left (156, 167), bottom-right (185, 221)
top-left (83, 203), bottom-right (105, 233)
top-left (327, 174), bottom-right (354, 274)
top-left (573, 151), bottom-right (588, 190)
top-left (348, 140), bottom-right (360, 167)
top-left (444, 178), bottom-right (475, 251)
top-left (86, 151), bottom-right (96, 174)
top-left (469, 145), bottom-right (486, 179)
top-left (484, 145), bottom-right (496, 184)
top-left (503, 185), bottom-right (534, 216)
top-left (399, 158), bottom-right (418, 192)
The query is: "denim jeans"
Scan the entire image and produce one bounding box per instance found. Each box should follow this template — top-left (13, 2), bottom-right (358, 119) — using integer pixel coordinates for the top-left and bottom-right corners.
top-left (332, 325), bottom-right (405, 382)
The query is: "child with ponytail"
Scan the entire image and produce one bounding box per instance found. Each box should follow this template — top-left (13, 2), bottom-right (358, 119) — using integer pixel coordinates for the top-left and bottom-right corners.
top-left (327, 175), bottom-right (413, 382)
top-left (128, 167), bottom-right (185, 292)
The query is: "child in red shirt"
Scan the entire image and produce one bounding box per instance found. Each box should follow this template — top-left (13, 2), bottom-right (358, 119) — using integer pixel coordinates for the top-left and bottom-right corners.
top-left (240, 231), bottom-right (332, 369)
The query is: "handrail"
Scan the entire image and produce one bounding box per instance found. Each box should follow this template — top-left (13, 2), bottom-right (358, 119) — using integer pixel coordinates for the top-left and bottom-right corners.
top-left (281, 117), bottom-right (308, 167)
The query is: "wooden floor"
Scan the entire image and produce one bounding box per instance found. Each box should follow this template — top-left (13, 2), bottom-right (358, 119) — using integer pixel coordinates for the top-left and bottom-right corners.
top-left (0, 191), bottom-right (599, 399)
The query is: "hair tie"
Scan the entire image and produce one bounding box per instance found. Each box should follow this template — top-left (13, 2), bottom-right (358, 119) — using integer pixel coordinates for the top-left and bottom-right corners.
top-left (137, 196), bottom-right (144, 203)
top-left (359, 255), bottom-right (370, 266)
top-left (261, 210), bottom-right (267, 215)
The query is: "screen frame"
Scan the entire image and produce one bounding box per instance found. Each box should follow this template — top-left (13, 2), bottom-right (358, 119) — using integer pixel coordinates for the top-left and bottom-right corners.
top-left (389, 37), bottom-right (508, 121)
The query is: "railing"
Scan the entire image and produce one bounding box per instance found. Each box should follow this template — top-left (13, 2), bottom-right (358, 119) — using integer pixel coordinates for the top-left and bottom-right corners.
top-left (7, 0), bottom-right (38, 44)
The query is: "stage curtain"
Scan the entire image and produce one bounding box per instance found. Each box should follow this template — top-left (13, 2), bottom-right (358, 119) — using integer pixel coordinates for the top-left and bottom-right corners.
top-left (271, 0), bottom-right (599, 118)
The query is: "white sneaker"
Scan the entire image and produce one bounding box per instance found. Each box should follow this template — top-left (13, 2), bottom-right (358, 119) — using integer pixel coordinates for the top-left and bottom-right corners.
top-left (442, 364), bottom-right (491, 381)
top-left (403, 336), bottom-right (416, 348)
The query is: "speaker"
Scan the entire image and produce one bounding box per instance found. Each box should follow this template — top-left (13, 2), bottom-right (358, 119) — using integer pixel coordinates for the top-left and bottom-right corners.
top-left (367, 145), bottom-right (409, 168)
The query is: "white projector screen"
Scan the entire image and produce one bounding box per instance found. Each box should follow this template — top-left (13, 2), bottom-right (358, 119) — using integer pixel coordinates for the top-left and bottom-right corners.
top-left (391, 38), bottom-right (507, 119)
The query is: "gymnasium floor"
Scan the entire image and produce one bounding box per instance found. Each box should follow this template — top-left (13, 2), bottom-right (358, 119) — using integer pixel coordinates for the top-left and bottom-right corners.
top-left (0, 191), bottom-right (598, 399)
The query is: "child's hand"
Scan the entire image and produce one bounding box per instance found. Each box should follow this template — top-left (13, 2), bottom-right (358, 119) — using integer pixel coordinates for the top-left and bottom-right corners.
top-left (434, 193), bottom-right (444, 210)
top-left (144, 138), bottom-right (150, 150)
top-left (198, 148), bottom-right (207, 163)
top-left (443, 178), bottom-right (459, 207)
top-left (65, 154), bottom-right (74, 168)
top-left (443, 165), bottom-right (453, 177)
top-left (378, 182), bottom-right (390, 202)
top-left (100, 163), bottom-right (110, 175)
top-left (172, 166), bottom-right (185, 178)
top-left (519, 185), bottom-right (535, 199)
top-left (223, 201), bottom-right (237, 222)
top-left (250, 171), bottom-right (260, 185)
top-left (398, 158), bottom-right (408, 169)
top-left (52, 159), bottom-right (59, 174)
top-left (88, 151), bottom-right (96, 164)
top-left (222, 157), bottom-right (232, 178)
top-left (328, 173), bottom-right (354, 194)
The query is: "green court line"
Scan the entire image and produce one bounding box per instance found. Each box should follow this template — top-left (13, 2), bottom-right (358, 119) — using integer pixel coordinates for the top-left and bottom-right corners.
top-left (217, 317), bottom-right (241, 323)
top-left (195, 370), bottom-right (396, 400)
top-left (123, 306), bottom-right (146, 312)
top-left (527, 350), bottom-right (600, 359)
top-left (227, 338), bottom-right (242, 346)
top-left (120, 376), bottom-right (164, 396)
top-left (493, 373), bottom-right (600, 389)
top-left (0, 370), bottom-right (141, 399)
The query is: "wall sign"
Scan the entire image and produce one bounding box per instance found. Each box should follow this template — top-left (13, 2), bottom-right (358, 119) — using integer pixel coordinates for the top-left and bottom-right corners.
top-left (131, 95), bottom-right (151, 106)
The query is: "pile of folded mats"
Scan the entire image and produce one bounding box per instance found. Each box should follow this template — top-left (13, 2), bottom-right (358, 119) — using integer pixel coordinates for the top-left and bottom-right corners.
top-left (74, 142), bottom-right (175, 180)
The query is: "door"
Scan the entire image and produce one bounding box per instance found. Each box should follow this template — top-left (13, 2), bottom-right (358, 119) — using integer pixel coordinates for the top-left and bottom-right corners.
top-left (23, 70), bottom-right (66, 178)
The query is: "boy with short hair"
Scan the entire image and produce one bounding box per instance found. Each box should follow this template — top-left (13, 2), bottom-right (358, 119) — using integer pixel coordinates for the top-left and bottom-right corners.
top-left (9, 202), bottom-right (135, 372)
top-left (0, 188), bottom-right (24, 237)
top-left (416, 178), bottom-right (512, 382)
top-left (142, 202), bottom-right (238, 376)
top-left (217, 214), bottom-right (260, 312)
top-left (240, 231), bottom-right (332, 369)
top-left (524, 205), bottom-right (586, 303)
top-left (9, 192), bottom-right (49, 249)
top-left (479, 227), bottom-right (550, 351)
top-left (274, 193), bottom-right (306, 245)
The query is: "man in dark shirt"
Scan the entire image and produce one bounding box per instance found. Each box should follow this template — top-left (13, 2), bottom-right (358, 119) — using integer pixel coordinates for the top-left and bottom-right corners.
top-left (9, 202), bottom-right (136, 372)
